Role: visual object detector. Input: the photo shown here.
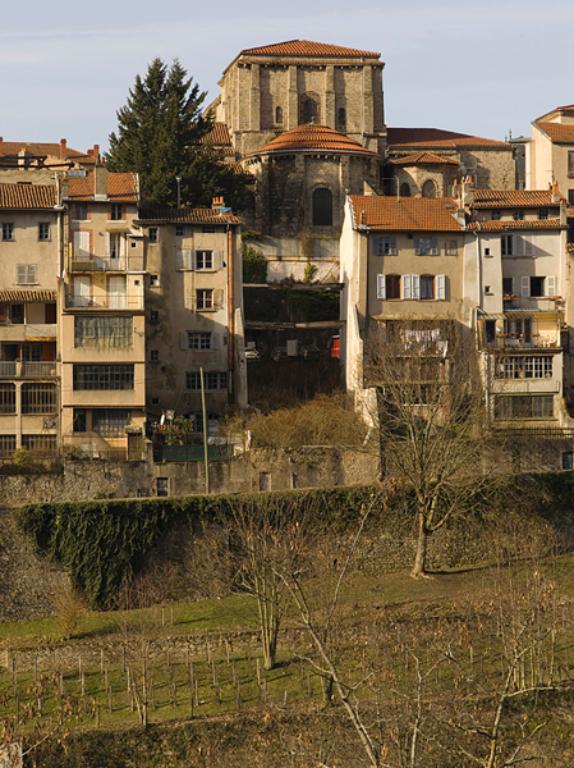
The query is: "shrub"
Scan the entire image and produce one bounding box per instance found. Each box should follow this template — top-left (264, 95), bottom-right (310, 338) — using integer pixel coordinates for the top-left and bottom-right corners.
top-left (243, 245), bottom-right (267, 283)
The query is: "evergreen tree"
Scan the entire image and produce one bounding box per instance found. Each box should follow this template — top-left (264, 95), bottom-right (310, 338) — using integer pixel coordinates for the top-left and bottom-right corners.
top-left (107, 58), bottom-right (250, 210)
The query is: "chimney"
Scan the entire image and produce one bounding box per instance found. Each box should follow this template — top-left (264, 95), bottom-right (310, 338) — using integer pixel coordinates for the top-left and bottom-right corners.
top-left (551, 179), bottom-right (561, 204)
top-left (211, 195), bottom-right (225, 212)
top-left (59, 138), bottom-right (67, 159)
top-left (94, 165), bottom-right (108, 200)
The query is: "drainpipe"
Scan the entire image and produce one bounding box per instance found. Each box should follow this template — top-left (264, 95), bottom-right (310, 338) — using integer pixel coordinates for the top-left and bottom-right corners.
top-left (226, 224), bottom-right (235, 400)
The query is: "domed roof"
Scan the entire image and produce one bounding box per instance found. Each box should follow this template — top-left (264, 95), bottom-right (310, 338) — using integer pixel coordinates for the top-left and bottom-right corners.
top-left (249, 125), bottom-right (379, 158)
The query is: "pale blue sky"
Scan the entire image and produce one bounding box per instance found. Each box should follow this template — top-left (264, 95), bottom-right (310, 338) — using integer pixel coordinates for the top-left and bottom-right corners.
top-left (1, 0), bottom-right (571, 152)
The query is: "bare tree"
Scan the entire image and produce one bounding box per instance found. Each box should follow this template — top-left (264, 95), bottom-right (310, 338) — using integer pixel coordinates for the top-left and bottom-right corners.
top-left (365, 319), bottom-right (500, 578)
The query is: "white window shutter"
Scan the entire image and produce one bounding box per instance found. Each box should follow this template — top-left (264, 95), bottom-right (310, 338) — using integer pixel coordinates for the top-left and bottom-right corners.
top-left (412, 274), bottom-right (421, 300)
top-left (28, 265), bottom-right (37, 284)
top-left (520, 276), bottom-right (530, 297)
top-left (436, 274), bottom-right (446, 300)
top-left (403, 274), bottom-right (412, 300)
top-left (16, 264), bottom-right (26, 284)
top-left (214, 288), bottom-right (224, 309)
top-left (376, 274), bottom-right (386, 300)
top-left (175, 249), bottom-right (183, 269)
top-left (546, 275), bottom-right (557, 296)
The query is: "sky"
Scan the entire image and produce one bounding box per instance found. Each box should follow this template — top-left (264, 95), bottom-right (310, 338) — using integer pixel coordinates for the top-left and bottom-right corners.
top-left (1, 0), bottom-right (572, 153)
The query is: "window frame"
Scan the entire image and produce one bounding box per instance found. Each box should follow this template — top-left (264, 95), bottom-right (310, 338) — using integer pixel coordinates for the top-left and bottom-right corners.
top-left (2, 222), bottom-right (14, 241)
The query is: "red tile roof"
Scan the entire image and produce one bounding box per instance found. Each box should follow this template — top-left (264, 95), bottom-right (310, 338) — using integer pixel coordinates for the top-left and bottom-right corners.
top-left (535, 122), bottom-right (574, 144)
top-left (250, 125), bottom-right (378, 157)
top-left (137, 206), bottom-right (240, 225)
top-left (469, 218), bottom-right (563, 232)
top-left (0, 289), bottom-right (56, 302)
top-left (388, 151), bottom-right (459, 166)
top-left (0, 139), bottom-right (83, 160)
top-left (240, 39), bottom-right (380, 58)
top-left (66, 171), bottom-right (138, 202)
top-left (349, 195), bottom-right (462, 232)
top-left (201, 122), bottom-right (232, 147)
top-left (387, 127), bottom-right (508, 150)
top-left (0, 182), bottom-right (56, 209)
top-left (472, 189), bottom-right (559, 208)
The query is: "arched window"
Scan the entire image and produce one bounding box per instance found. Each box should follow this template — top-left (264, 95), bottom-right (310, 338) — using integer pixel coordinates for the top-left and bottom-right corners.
top-left (337, 107), bottom-right (346, 131)
top-left (399, 182), bottom-right (411, 197)
top-left (300, 94), bottom-right (320, 124)
top-left (421, 179), bottom-right (437, 198)
top-left (312, 188), bottom-right (333, 226)
top-left (275, 106), bottom-right (283, 124)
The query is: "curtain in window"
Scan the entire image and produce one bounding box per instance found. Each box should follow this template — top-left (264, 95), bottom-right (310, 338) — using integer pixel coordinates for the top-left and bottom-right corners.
top-left (75, 316), bottom-right (132, 349)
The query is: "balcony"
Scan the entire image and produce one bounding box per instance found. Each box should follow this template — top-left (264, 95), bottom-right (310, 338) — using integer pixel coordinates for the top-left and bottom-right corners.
top-left (0, 361), bottom-right (57, 378)
top-left (70, 255), bottom-right (144, 273)
top-left (66, 294), bottom-right (144, 311)
top-left (485, 336), bottom-right (561, 351)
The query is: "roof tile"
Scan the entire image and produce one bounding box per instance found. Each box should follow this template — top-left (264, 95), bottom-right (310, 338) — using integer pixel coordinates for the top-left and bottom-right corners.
top-left (472, 189), bottom-right (559, 208)
top-left (240, 39), bottom-right (380, 58)
top-left (0, 183), bottom-right (56, 209)
top-left (250, 124), bottom-right (378, 157)
top-left (469, 218), bottom-right (563, 232)
top-left (536, 122), bottom-right (574, 144)
top-left (349, 195), bottom-right (462, 232)
top-left (137, 206), bottom-right (240, 225)
top-left (389, 151), bottom-right (459, 166)
top-left (387, 127), bottom-right (508, 150)
top-left (66, 171), bottom-right (138, 202)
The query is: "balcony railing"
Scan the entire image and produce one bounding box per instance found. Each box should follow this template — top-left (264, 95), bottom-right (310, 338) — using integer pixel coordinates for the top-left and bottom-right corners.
top-left (70, 255), bottom-right (144, 273)
top-left (485, 336), bottom-right (561, 351)
top-left (66, 294), bottom-right (144, 310)
top-left (0, 361), bottom-right (57, 378)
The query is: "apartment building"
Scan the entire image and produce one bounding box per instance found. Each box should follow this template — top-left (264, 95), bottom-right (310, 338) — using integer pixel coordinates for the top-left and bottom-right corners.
top-left (340, 195), bottom-right (471, 396)
top-left (137, 197), bottom-right (246, 435)
top-left (0, 182), bottom-right (60, 457)
top-left (471, 188), bottom-right (570, 428)
top-left (59, 168), bottom-right (147, 459)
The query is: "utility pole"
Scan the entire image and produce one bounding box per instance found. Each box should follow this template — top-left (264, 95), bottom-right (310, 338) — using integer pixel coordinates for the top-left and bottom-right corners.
top-left (200, 367), bottom-right (210, 494)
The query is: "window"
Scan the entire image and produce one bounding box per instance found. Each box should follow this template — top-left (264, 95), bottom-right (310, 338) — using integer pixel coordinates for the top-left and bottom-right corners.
top-left (74, 316), bottom-right (132, 349)
top-left (196, 288), bottom-right (214, 310)
top-left (484, 320), bottom-right (496, 344)
top-left (539, 209), bottom-right (549, 220)
top-left (530, 276), bottom-right (545, 297)
top-left (149, 310), bottom-right (159, 325)
top-left (491, 210), bottom-right (501, 220)
top-left (386, 274), bottom-right (401, 299)
top-left (186, 371), bottom-right (227, 390)
top-left (157, 477), bottom-right (169, 497)
top-left (420, 274), bottom-right (435, 300)
top-left (149, 274), bottom-right (159, 287)
top-left (0, 384), bottom-right (15, 414)
top-left (195, 250), bottom-right (214, 270)
top-left (569, 151), bottom-right (574, 178)
top-left (312, 188), bottom-right (333, 226)
top-left (0, 435), bottom-right (16, 458)
top-left (501, 235), bottom-right (513, 256)
top-left (21, 435), bottom-right (57, 454)
top-left (0, 303), bottom-right (24, 324)
top-left (495, 355), bottom-right (553, 379)
top-left (110, 203), bottom-right (123, 221)
top-left (275, 106), bottom-right (283, 124)
top-left (445, 240), bottom-right (458, 256)
top-left (21, 383), bottom-right (57, 414)
top-left (415, 237), bottom-right (438, 255)
top-left (150, 350), bottom-right (159, 362)
top-left (494, 394), bottom-right (553, 419)
top-left (399, 182), bottom-right (411, 197)
top-left (300, 95), bottom-right (319, 124)
top-left (562, 451), bottom-right (573, 471)
top-left (513, 210), bottom-right (524, 221)
top-left (421, 179), bottom-right (437, 198)
top-left (175, 224), bottom-right (185, 236)
top-left (2, 223), bottom-right (14, 241)
top-left (187, 332), bottom-right (212, 350)
top-left (92, 409), bottom-right (131, 435)
top-left (373, 237), bottom-right (396, 256)
top-left (502, 277), bottom-right (514, 295)
top-left (503, 317), bottom-right (532, 343)
top-left (148, 227), bottom-right (158, 243)
top-left (73, 409), bottom-right (87, 433)
top-left (72, 203), bottom-right (88, 220)
top-left (485, 285), bottom-right (493, 295)
top-left (484, 247), bottom-right (491, 257)
top-left (73, 364), bottom-right (134, 390)
top-left (336, 107), bottom-right (346, 131)
top-left (569, 190), bottom-right (574, 206)
top-left (16, 264), bottom-right (37, 285)
top-left (38, 222), bottom-right (50, 241)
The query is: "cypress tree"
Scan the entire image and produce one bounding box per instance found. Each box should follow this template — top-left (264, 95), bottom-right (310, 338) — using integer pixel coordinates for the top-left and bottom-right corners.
top-left (107, 58), bottom-right (249, 209)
